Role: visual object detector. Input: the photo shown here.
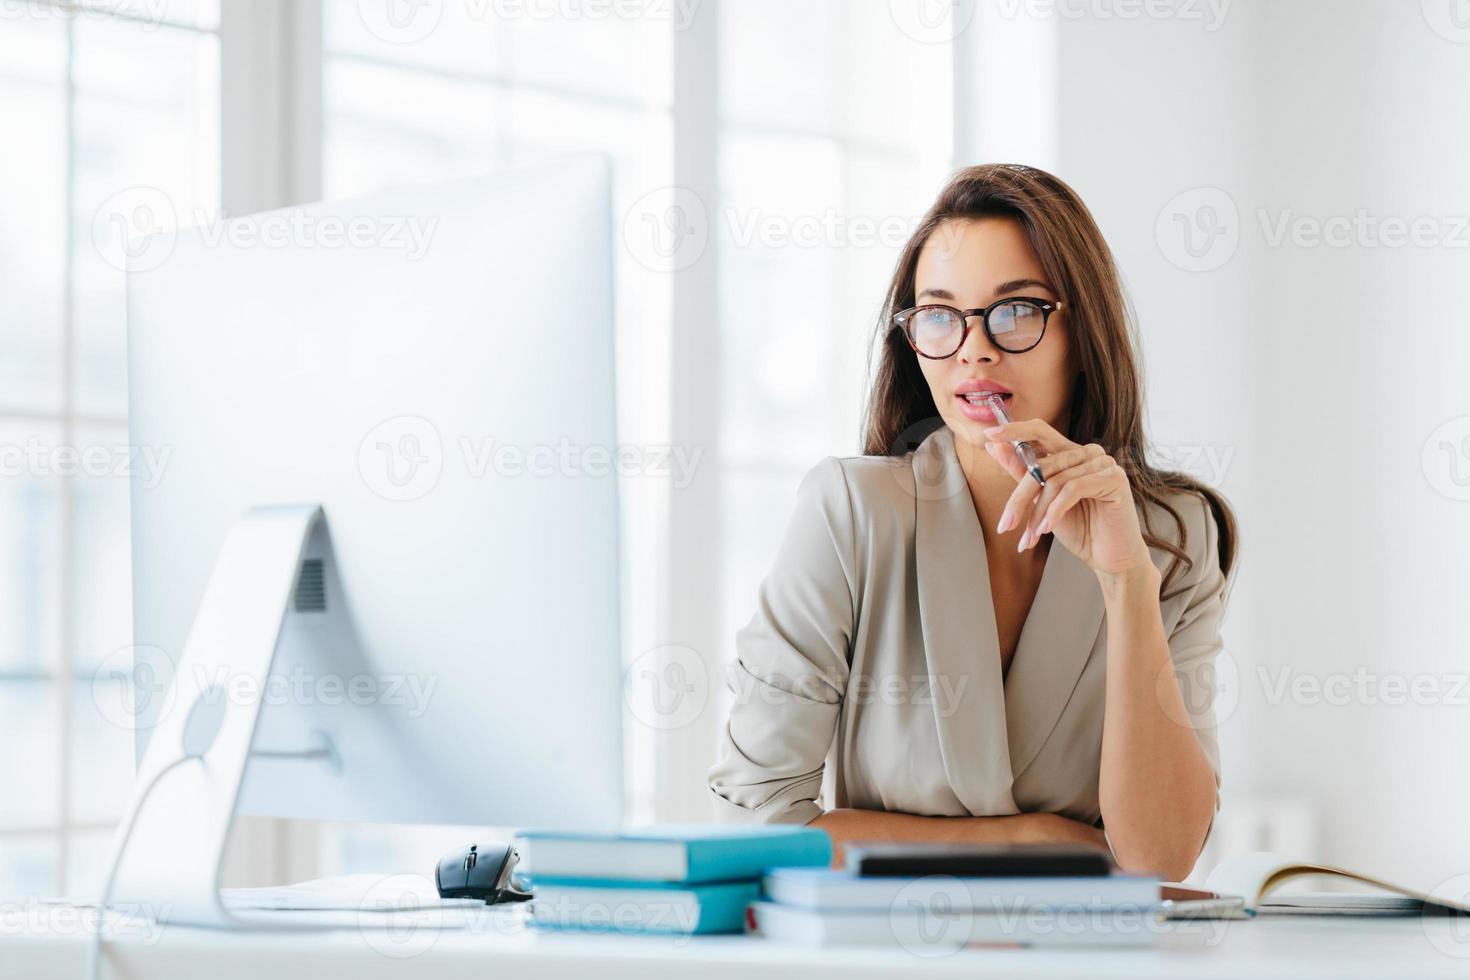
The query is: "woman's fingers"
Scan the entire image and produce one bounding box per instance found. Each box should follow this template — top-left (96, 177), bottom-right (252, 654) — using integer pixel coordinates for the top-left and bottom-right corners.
top-left (988, 442), bottom-right (1043, 534)
top-left (990, 440), bottom-right (1112, 538)
top-left (1020, 452), bottom-right (1117, 546)
top-left (983, 418), bottom-right (1075, 455)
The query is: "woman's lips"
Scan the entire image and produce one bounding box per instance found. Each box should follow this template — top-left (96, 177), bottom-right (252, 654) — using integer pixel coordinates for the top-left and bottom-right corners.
top-left (956, 392), bottom-right (1011, 425)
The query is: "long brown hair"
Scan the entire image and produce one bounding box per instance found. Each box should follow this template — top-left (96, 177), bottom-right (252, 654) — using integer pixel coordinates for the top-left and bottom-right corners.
top-left (861, 163), bottom-right (1237, 598)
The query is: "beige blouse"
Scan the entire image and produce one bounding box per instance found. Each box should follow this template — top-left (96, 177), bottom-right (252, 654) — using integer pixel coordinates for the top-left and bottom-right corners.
top-left (707, 424), bottom-right (1230, 836)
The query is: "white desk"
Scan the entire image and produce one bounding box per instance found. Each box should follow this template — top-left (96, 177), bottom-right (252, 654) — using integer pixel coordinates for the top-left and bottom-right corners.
top-left (7, 903), bottom-right (1470, 979)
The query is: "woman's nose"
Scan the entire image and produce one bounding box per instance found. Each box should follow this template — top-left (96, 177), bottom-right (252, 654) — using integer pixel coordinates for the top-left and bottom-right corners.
top-left (957, 314), bottom-right (998, 364)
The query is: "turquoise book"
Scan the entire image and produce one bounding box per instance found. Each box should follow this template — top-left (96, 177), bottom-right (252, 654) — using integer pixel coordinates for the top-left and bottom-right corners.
top-left (516, 824), bottom-right (833, 884)
top-left (528, 879), bottom-right (761, 935)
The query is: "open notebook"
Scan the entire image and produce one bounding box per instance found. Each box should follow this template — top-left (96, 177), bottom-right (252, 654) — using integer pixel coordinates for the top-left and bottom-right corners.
top-left (1164, 851), bottom-right (1470, 918)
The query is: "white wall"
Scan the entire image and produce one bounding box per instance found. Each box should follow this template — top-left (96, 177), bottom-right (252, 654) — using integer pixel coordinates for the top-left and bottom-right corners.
top-left (1046, 0), bottom-right (1470, 883)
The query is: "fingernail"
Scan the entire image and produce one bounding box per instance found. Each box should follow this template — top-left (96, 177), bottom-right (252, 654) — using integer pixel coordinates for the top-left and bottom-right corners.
top-left (1017, 528), bottom-right (1030, 552)
top-left (984, 426), bottom-right (1003, 437)
top-left (1037, 517), bottom-right (1050, 534)
top-left (997, 508), bottom-right (1013, 534)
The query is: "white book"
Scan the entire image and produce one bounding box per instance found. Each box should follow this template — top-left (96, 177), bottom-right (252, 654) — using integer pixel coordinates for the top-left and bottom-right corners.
top-left (747, 901), bottom-right (1162, 949)
top-left (762, 867), bottom-right (1161, 913)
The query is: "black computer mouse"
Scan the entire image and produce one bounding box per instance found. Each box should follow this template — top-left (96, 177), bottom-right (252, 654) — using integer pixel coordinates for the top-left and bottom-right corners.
top-left (434, 842), bottom-right (533, 904)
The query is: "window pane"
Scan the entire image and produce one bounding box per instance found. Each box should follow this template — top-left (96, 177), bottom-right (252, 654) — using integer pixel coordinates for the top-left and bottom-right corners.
top-left (323, 56), bottom-right (506, 198)
top-left (718, 133), bottom-right (845, 469)
top-left (0, 419), bottom-right (64, 675)
top-left (0, 683), bottom-right (60, 830)
top-left (69, 422), bottom-right (135, 676)
top-left (323, 0), bottom-right (510, 77)
top-left (0, 16), bottom-right (66, 415)
top-left (71, 678), bottom-right (136, 826)
top-left (72, 15), bottom-right (220, 418)
top-left (720, 0), bottom-right (839, 133)
top-left (0, 836), bottom-right (57, 897)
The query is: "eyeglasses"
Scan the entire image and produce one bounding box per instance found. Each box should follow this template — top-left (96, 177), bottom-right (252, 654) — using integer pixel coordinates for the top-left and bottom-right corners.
top-left (892, 297), bottom-right (1065, 358)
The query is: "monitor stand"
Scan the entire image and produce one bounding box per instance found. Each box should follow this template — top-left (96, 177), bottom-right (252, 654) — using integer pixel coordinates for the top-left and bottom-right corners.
top-left (100, 504), bottom-right (341, 929)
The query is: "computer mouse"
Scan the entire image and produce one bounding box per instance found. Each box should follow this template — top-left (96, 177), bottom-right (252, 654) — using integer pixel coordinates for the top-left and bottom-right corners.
top-left (434, 842), bottom-right (533, 904)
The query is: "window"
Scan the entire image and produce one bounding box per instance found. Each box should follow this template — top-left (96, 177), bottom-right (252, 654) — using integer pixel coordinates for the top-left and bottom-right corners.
top-left (0, 0), bottom-right (220, 896)
top-left (713, 0), bottom-right (954, 807)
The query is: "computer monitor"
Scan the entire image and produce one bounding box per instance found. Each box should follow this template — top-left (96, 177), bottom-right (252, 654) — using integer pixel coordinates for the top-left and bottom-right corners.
top-left (119, 154), bottom-right (624, 904)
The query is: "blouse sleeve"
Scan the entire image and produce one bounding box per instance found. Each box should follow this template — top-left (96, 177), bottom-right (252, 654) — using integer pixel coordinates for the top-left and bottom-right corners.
top-left (1164, 492), bottom-right (1234, 816)
top-left (706, 456), bottom-right (858, 825)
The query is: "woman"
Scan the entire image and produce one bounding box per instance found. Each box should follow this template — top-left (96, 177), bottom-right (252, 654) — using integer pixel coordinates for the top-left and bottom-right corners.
top-left (706, 164), bottom-right (1238, 881)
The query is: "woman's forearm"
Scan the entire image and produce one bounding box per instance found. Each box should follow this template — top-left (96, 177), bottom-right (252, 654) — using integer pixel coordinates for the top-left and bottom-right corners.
top-left (809, 808), bottom-right (1108, 868)
top-left (1097, 565), bottom-right (1218, 881)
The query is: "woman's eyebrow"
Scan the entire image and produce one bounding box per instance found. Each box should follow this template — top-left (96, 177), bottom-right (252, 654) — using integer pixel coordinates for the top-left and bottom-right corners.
top-left (916, 279), bottom-right (1053, 304)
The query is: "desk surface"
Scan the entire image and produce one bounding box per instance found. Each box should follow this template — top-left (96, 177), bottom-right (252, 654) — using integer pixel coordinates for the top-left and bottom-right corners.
top-left (8, 903), bottom-right (1470, 979)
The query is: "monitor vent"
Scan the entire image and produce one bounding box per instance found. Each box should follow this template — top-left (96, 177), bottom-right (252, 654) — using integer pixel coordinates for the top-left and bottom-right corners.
top-left (294, 559), bottom-right (326, 612)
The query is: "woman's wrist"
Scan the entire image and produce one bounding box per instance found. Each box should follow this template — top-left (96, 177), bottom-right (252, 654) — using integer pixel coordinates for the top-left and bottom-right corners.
top-left (1096, 560), bottom-right (1160, 604)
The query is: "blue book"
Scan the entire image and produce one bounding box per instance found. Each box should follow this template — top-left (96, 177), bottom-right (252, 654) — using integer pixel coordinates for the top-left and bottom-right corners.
top-left (516, 824), bottom-right (832, 884)
top-left (529, 879), bottom-right (760, 935)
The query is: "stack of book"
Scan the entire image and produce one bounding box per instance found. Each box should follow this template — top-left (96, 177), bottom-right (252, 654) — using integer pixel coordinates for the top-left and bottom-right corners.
top-left (516, 824), bottom-right (832, 936)
top-left (746, 842), bottom-right (1165, 949)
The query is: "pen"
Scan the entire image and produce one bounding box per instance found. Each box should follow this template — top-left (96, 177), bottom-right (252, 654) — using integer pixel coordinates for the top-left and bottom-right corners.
top-left (982, 394), bottom-right (1046, 489)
